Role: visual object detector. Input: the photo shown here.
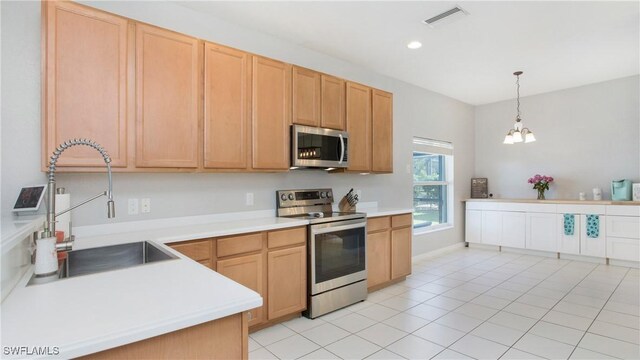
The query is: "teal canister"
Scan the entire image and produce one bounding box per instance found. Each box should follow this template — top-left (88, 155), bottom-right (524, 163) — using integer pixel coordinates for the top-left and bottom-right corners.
top-left (611, 179), bottom-right (632, 201)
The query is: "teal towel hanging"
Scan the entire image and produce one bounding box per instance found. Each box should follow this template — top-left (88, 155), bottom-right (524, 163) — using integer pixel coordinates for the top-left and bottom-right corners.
top-left (586, 214), bottom-right (600, 238)
top-left (563, 214), bottom-right (575, 236)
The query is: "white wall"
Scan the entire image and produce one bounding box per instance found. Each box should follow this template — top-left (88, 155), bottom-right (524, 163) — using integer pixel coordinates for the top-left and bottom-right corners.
top-left (475, 76), bottom-right (640, 200)
top-left (0, 1), bottom-right (475, 255)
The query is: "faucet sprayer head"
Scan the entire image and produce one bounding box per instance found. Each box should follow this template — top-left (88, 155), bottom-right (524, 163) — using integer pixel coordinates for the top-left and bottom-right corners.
top-left (107, 200), bottom-right (116, 218)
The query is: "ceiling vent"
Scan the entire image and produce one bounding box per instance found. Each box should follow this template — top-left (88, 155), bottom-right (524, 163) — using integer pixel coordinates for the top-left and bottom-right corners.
top-left (423, 6), bottom-right (468, 27)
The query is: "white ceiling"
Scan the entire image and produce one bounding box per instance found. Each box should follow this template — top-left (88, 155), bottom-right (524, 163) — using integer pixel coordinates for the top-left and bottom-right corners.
top-left (176, 1), bottom-right (640, 105)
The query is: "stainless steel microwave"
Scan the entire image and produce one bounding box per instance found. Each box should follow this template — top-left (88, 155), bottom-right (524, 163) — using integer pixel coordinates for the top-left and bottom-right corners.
top-left (291, 125), bottom-right (349, 169)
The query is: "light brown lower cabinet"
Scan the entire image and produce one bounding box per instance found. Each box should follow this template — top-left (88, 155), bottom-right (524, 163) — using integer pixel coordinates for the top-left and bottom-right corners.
top-left (169, 226), bottom-right (306, 331)
top-left (80, 312), bottom-right (248, 360)
top-left (217, 253), bottom-right (266, 327)
top-left (267, 246), bottom-right (306, 319)
top-left (366, 213), bottom-right (412, 291)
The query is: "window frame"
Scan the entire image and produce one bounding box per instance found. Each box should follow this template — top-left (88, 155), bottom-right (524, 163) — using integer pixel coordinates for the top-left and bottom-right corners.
top-left (412, 138), bottom-right (454, 235)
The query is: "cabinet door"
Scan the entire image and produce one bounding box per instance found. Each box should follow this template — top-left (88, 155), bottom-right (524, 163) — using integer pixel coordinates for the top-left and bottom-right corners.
top-left (292, 66), bottom-right (320, 127)
top-left (320, 75), bottom-right (345, 130)
top-left (268, 246), bottom-right (306, 319)
top-left (44, 1), bottom-right (128, 168)
top-left (481, 211), bottom-right (502, 245)
top-left (203, 43), bottom-right (251, 169)
top-left (391, 227), bottom-right (412, 279)
top-left (580, 215), bottom-right (606, 257)
top-left (217, 254), bottom-right (265, 326)
top-left (500, 212), bottom-right (526, 248)
top-left (346, 82), bottom-right (372, 172)
top-left (136, 24), bottom-right (201, 168)
top-left (371, 89), bottom-right (393, 173)
top-left (557, 214), bottom-right (581, 255)
top-left (367, 230), bottom-right (391, 288)
top-left (252, 56), bottom-right (291, 170)
top-left (526, 213), bottom-right (558, 252)
top-left (465, 210), bottom-right (482, 244)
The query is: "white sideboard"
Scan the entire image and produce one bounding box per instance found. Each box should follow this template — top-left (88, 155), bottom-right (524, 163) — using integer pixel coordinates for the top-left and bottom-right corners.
top-left (465, 200), bottom-right (640, 262)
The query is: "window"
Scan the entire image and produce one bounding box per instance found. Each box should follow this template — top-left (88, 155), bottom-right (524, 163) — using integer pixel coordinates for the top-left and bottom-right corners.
top-left (413, 138), bottom-right (453, 233)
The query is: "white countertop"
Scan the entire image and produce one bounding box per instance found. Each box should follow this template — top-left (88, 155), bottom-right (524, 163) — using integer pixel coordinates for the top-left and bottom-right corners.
top-left (464, 198), bottom-right (640, 206)
top-left (1, 215), bottom-right (44, 254)
top-left (1, 206), bottom-right (412, 359)
top-left (1, 247), bottom-right (262, 359)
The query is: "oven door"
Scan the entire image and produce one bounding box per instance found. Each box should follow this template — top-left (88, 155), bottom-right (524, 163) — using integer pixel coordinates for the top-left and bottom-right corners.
top-left (292, 125), bottom-right (349, 168)
top-left (309, 218), bottom-right (366, 295)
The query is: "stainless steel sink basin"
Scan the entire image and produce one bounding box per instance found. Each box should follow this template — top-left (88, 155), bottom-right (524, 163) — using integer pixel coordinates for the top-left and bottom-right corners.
top-left (28, 241), bottom-right (177, 285)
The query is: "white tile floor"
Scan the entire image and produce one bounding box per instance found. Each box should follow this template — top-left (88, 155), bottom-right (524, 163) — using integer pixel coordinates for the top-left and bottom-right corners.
top-left (249, 248), bottom-right (640, 359)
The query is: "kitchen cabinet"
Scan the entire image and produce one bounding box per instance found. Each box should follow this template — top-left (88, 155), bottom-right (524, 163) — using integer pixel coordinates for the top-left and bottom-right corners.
top-left (346, 82), bottom-right (372, 172)
top-left (135, 23), bottom-right (201, 168)
top-left (292, 66), bottom-right (321, 127)
top-left (367, 230), bottom-right (391, 288)
top-left (371, 89), bottom-right (393, 173)
top-left (366, 213), bottom-right (412, 290)
top-left (169, 226), bottom-right (307, 331)
top-left (80, 313), bottom-right (247, 360)
top-left (217, 253), bottom-right (265, 327)
top-left (267, 227), bottom-right (306, 320)
top-left (481, 211), bottom-right (502, 246)
top-left (580, 214), bottom-right (606, 257)
top-left (465, 210), bottom-right (482, 244)
top-left (42, 1), bottom-right (129, 168)
top-left (465, 200), bottom-right (640, 262)
top-left (251, 56), bottom-right (291, 170)
top-left (526, 212), bottom-right (558, 252)
top-left (391, 226), bottom-right (412, 278)
top-left (267, 246), bottom-right (306, 319)
top-left (203, 42), bottom-right (251, 170)
top-left (321, 75), bottom-right (346, 130)
top-left (557, 214), bottom-right (581, 255)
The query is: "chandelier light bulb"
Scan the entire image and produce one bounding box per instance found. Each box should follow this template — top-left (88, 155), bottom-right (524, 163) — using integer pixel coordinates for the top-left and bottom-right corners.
top-left (503, 134), bottom-right (514, 144)
top-left (512, 131), bottom-right (523, 143)
top-left (525, 132), bottom-right (536, 143)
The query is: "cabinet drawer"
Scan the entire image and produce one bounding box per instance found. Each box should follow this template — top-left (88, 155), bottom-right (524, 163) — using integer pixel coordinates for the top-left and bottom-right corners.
top-left (607, 237), bottom-right (640, 261)
top-left (217, 232), bottom-right (263, 257)
top-left (466, 201), bottom-right (499, 211)
top-left (170, 240), bottom-right (211, 261)
top-left (392, 214), bottom-right (412, 228)
top-left (526, 204), bottom-right (558, 214)
top-left (607, 205), bottom-right (640, 217)
top-left (557, 204), bottom-right (606, 215)
top-left (606, 216), bottom-right (640, 239)
top-left (268, 227), bottom-right (306, 249)
top-left (368, 216), bottom-right (390, 232)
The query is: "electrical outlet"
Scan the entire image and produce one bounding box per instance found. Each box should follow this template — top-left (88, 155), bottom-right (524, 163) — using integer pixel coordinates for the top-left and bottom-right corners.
top-left (141, 198), bottom-right (151, 213)
top-left (128, 198), bottom-right (139, 215)
top-left (246, 192), bottom-right (254, 206)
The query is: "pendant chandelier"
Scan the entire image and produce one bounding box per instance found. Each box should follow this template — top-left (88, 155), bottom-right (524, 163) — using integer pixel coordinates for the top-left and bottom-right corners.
top-left (503, 71), bottom-right (536, 144)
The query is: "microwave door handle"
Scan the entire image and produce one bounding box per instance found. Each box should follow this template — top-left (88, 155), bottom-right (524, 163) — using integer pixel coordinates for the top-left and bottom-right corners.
top-left (338, 134), bottom-right (345, 164)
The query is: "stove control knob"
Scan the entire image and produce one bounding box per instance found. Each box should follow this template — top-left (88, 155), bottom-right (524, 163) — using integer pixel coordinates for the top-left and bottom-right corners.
top-left (280, 194), bottom-right (287, 201)
top-left (327, 191), bottom-right (332, 199)
top-left (288, 193), bottom-right (295, 200)
top-left (320, 192), bottom-right (326, 198)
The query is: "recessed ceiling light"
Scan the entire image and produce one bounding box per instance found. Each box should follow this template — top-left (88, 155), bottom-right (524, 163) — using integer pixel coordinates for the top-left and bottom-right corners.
top-left (407, 41), bottom-right (422, 49)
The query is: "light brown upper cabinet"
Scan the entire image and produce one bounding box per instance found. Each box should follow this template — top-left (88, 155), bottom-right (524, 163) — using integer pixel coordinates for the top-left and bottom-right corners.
top-left (292, 66), bottom-right (321, 127)
top-left (203, 43), bottom-right (251, 169)
top-left (345, 82), bottom-right (372, 172)
top-left (251, 56), bottom-right (291, 170)
top-left (42, 1), bottom-right (128, 168)
top-left (135, 24), bottom-right (201, 168)
top-left (321, 75), bottom-right (346, 130)
top-left (372, 89), bottom-right (393, 173)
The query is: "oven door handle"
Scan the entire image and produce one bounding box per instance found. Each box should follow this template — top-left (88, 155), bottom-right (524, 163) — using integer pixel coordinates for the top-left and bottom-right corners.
top-left (310, 221), bottom-right (366, 235)
top-left (338, 134), bottom-right (345, 164)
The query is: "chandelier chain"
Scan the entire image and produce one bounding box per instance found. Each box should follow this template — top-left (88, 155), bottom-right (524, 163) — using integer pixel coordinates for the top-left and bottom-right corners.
top-left (516, 74), bottom-right (521, 121)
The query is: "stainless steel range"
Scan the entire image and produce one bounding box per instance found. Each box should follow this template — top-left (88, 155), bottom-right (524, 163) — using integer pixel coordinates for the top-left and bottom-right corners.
top-left (276, 188), bottom-right (367, 318)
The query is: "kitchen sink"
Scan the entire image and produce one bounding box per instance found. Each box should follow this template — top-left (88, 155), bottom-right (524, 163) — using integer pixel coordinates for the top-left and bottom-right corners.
top-left (28, 241), bottom-right (177, 285)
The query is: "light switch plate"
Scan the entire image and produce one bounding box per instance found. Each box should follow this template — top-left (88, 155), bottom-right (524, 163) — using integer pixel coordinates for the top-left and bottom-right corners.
top-left (141, 198), bottom-right (151, 213)
top-left (128, 199), bottom-right (139, 215)
top-left (246, 193), bottom-right (254, 206)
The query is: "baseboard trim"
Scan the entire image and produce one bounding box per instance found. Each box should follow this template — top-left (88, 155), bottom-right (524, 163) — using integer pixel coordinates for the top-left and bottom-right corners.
top-left (412, 242), bottom-right (466, 262)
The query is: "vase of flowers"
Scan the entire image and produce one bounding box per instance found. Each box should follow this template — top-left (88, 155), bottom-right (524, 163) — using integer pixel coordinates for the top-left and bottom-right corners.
top-left (528, 174), bottom-right (554, 200)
